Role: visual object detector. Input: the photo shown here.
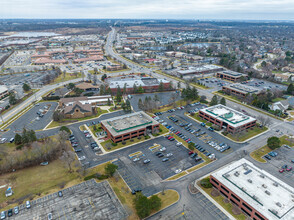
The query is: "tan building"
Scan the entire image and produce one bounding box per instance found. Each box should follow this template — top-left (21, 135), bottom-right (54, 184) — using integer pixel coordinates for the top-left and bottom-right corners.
top-left (63, 102), bottom-right (95, 119)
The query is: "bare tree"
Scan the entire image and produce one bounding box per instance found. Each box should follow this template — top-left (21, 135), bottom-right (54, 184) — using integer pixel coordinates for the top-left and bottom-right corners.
top-left (60, 151), bottom-right (76, 173)
top-left (258, 115), bottom-right (272, 127)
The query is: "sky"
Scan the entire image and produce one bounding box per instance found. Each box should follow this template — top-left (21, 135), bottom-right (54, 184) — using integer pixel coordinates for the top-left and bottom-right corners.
top-left (1, 0), bottom-right (294, 20)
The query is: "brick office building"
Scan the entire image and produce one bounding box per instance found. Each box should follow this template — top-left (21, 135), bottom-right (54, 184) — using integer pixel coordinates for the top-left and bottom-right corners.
top-left (199, 104), bottom-right (256, 133)
top-left (105, 75), bottom-right (171, 94)
top-left (216, 70), bottom-right (247, 82)
top-left (209, 158), bottom-right (294, 220)
top-left (101, 111), bottom-right (160, 143)
top-left (222, 83), bottom-right (260, 98)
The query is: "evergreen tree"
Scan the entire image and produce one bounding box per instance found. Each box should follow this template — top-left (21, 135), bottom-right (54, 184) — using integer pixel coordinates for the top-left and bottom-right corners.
top-left (123, 83), bottom-right (127, 95)
top-left (116, 86), bottom-right (122, 102)
top-left (22, 83), bottom-right (31, 92)
top-left (158, 82), bottom-right (164, 92)
top-left (287, 83), bottom-right (294, 95)
top-left (210, 95), bottom-right (218, 106)
top-left (107, 98), bottom-right (111, 106)
top-left (133, 84), bottom-right (138, 93)
top-left (138, 98), bottom-right (143, 110)
top-left (9, 92), bottom-right (17, 105)
top-left (14, 133), bottom-right (22, 145)
top-left (220, 97), bottom-right (226, 106)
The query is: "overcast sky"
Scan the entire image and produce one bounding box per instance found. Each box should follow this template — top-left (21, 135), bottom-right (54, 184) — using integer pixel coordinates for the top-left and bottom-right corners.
top-left (1, 0), bottom-right (294, 20)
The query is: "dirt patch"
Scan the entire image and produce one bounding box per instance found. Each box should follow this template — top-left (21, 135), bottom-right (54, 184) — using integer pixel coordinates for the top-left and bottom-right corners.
top-left (211, 188), bottom-right (220, 197)
top-left (223, 198), bottom-right (229, 203)
top-left (232, 205), bottom-right (242, 215)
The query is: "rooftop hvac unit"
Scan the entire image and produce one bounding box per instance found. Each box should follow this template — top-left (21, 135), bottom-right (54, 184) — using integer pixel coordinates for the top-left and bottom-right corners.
top-left (224, 174), bottom-right (230, 178)
top-left (244, 169), bottom-right (252, 175)
top-left (276, 202), bottom-right (282, 207)
top-left (271, 209), bottom-right (278, 215)
top-left (262, 184), bottom-right (267, 188)
top-left (260, 174), bottom-right (265, 178)
top-left (234, 171), bottom-right (239, 177)
top-left (265, 190), bottom-right (271, 195)
top-left (247, 179), bottom-right (252, 183)
top-left (273, 182), bottom-right (279, 187)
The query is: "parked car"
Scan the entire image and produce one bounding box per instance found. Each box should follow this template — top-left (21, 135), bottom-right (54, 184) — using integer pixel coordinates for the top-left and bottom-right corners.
top-left (162, 158), bottom-right (169, 162)
top-left (264, 155), bottom-right (271, 160)
top-left (0, 211), bottom-right (6, 220)
top-left (166, 153), bottom-right (173, 157)
top-left (133, 157), bottom-right (140, 162)
top-left (13, 207), bottom-right (18, 215)
top-left (58, 191), bottom-right (63, 197)
top-left (287, 167), bottom-right (292, 171)
top-left (26, 201), bottom-right (31, 209)
top-left (143, 159), bottom-right (151, 164)
top-left (279, 168), bottom-right (285, 173)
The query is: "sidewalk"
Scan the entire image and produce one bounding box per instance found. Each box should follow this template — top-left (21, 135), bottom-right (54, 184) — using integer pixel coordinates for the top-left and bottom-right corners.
top-left (84, 124), bottom-right (107, 154)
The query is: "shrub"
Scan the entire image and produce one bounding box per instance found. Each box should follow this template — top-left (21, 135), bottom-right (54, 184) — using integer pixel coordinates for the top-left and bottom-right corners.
top-left (222, 131), bottom-right (228, 136)
top-left (111, 142), bottom-right (117, 146)
top-left (84, 174), bottom-right (96, 181)
top-left (267, 136), bottom-right (281, 150)
top-left (16, 145), bottom-right (23, 150)
top-left (122, 141), bottom-right (126, 145)
top-left (130, 139), bottom-right (134, 142)
top-left (137, 136), bottom-right (141, 140)
top-left (159, 128), bottom-right (162, 132)
top-left (200, 177), bottom-right (212, 188)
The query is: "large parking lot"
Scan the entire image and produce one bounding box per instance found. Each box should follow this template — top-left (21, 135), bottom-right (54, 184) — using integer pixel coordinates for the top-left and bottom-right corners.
top-left (261, 145), bottom-right (294, 188)
top-left (198, 77), bottom-right (230, 90)
top-left (6, 179), bottom-right (127, 220)
top-left (153, 103), bottom-right (244, 159)
top-left (113, 137), bottom-right (203, 196)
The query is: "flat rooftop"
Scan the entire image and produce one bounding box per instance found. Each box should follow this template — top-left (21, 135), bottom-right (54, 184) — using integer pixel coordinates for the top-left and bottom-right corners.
top-left (223, 83), bottom-right (260, 94)
top-left (212, 158), bottom-right (294, 220)
top-left (200, 104), bottom-right (256, 127)
top-left (178, 65), bottom-right (223, 75)
top-left (219, 70), bottom-right (244, 77)
top-left (107, 76), bottom-right (169, 89)
top-left (101, 111), bottom-right (159, 136)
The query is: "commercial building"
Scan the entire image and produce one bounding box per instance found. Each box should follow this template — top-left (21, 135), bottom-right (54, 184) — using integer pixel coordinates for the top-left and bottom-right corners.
top-left (209, 158), bottom-right (294, 220)
top-left (0, 85), bottom-right (8, 99)
top-left (105, 75), bottom-right (171, 94)
top-left (101, 111), bottom-right (160, 143)
top-left (199, 104), bottom-right (256, 133)
top-left (63, 102), bottom-right (95, 119)
top-left (177, 65), bottom-right (224, 77)
top-left (216, 70), bottom-right (246, 82)
top-left (59, 95), bottom-right (112, 108)
top-left (222, 83), bottom-right (260, 98)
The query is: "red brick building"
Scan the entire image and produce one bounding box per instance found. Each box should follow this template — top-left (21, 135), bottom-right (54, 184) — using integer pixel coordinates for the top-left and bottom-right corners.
top-left (101, 111), bottom-right (160, 143)
top-left (216, 70), bottom-right (246, 82)
top-left (199, 104), bottom-right (256, 133)
top-left (208, 158), bottom-right (294, 220)
top-left (106, 76), bottom-right (172, 95)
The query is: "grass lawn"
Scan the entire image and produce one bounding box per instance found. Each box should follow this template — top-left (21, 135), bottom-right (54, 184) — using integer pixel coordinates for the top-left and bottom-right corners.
top-left (272, 97), bottom-right (286, 102)
top-left (189, 112), bottom-right (207, 124)
top-left (167, 171), bottom-right (188, 180)
top-left (88, 124), bottom-right (103, 137)
top-left (250, 135), bottom-right (294, 162)
top-left (109, 106), bottom-right (122, 112)
top-left (46, 108), bottom-right (108, 129)
top-left (51, 72), bottom-right (82, 84)
top-left (198, 180), bottom-right (246, 220)
top-left (226, 126), bottom-right (268, 142)
top-left (152, 124), bottom-right (169, 137)
top-left (0, 160), bottom-right (81, 211)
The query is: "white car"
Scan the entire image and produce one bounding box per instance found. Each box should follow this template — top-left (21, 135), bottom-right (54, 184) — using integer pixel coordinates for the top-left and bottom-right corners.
top-left (175, 169), bottom-right (182, 174)
top-left (133, 157), bottom-right (140, 162)
top-left (166, 153), bottom-right (173, 157)
top-left (176, 142), bottom-right (182, 146)
top-left (159, 147), bottom-right (166, 152)
top-left (78, 156), bottom-right (86, 161)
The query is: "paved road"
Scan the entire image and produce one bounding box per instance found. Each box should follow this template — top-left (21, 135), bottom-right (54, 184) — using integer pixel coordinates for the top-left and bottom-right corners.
top-left (0, 78), bottom-right (83, 127)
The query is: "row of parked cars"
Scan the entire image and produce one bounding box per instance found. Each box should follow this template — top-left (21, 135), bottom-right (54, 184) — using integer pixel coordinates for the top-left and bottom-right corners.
top-left (0, 191), bottom-right (63, 219)
top-left (264, 151), bottom-right (278, 160)
top-left (208, 141), bottom-right (231, 153)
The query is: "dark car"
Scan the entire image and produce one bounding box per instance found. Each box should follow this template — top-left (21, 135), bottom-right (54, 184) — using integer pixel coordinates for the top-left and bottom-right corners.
top-left (264, 155), bottom-right (271, 160)
top-left (155, 152), bottom-right (162, 156)
top-left (158, 153), bottom-right (164, 158)
top-left (7, 209), bottom-right (12, 217)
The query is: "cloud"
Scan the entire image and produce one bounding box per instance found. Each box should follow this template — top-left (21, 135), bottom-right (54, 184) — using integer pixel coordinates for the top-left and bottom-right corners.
top-left (1, 0), bottom-right (294, 20)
